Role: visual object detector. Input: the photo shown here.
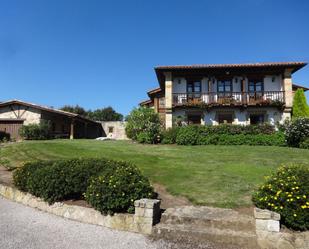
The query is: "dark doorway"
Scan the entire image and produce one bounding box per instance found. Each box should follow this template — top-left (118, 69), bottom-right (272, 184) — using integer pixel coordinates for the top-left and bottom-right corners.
top-left (187, 114), bottom-right (201, 125)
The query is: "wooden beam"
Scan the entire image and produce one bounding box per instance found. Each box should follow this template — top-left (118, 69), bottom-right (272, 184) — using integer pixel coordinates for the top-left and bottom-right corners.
top-left (9, 105), bottom-right (18, 118)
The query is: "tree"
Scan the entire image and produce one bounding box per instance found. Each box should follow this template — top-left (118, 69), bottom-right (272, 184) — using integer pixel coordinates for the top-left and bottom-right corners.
top-left (125, 107), bottom-right (161, 144)
top-left (88, 107), bottom-right (123, 121)
top-left (60, 105), bottom-right (88, 117)
top-left (292, 89), bottom-right (309, 118)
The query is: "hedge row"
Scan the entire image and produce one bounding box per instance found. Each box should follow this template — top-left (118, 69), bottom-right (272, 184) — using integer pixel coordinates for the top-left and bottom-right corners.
top-left (161, 125), bottom-right (284, 146)
top-left (13, 158), bottom-right (154, 214)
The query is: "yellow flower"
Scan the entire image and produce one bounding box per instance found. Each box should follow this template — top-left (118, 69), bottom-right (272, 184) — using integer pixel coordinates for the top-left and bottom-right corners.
top-left (294, 214), bottom-right (297, 217)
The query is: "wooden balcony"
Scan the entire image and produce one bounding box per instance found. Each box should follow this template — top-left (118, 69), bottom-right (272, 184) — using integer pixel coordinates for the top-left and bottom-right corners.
top-left (172, 91), bottom-right (285, 107)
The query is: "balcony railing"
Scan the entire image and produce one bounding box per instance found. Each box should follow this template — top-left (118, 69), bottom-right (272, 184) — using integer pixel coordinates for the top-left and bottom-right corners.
top-left (172, 91), bottom-right (285, 107)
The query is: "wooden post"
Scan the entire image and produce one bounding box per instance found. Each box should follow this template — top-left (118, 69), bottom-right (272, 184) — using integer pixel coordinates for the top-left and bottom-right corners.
top-left (70, 119), bottom-right (74, 140)
top-left (242, 78), bottom-right (246, 104)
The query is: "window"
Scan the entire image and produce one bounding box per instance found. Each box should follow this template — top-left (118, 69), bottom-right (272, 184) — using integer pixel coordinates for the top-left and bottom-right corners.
top-left (187, 81), bottom-right (201, 93)
top-left (249, 80), bottom-right (263, 92)
top-left (250, 114), bottom-right (265, 125)
top-left (218, 114), bottom-right (233, 124)
top-left (217, 80), bottom-right (232, 92)
top-left (187, 81), bottom-right (201, 99)
top-left (108, 126), bottom-right (114, 133)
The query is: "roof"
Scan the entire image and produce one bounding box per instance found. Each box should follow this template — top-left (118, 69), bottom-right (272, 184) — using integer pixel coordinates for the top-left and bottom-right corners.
top-left (155, 61), bottom-right (307, 88)
top-left (155, 61), bottom-right (307, 70)
top-left (0, 99), bottom-right (98, 124)
top-left (139, 99), bottom-right (153, 106)
top-left (292, 83), bottom-right (309, 92)
top-left (147, 87), bottom-right (162, 96)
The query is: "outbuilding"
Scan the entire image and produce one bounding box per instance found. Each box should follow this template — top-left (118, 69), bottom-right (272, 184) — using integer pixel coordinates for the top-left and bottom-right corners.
top-left (0, 100), bottom-right (103, 140)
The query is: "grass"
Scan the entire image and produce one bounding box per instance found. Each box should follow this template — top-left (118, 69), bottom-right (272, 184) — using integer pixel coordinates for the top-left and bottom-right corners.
top-left (1, 140), bottom-right (309, 208)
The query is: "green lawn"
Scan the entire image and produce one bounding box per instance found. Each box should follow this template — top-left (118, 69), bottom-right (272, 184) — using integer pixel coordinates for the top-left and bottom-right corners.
top-left (1, 140), bottom-right (309, 208)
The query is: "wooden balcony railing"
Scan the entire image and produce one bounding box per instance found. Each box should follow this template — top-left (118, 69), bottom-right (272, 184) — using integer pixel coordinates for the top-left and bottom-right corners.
top-left (172, 91), bottom-right (285, 107)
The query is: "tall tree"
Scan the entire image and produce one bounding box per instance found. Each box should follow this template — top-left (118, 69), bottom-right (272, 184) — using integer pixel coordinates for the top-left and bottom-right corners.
top-left (88, 107), bottom-right (123, 121)
top-left (60, 105), bottom-right (88, 117)
top-left (292, 89), bottom-right (309, 118)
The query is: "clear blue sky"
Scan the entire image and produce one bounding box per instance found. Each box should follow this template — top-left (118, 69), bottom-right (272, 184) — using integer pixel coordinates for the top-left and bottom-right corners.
top-left (0, 0), bottom-right (308, 115)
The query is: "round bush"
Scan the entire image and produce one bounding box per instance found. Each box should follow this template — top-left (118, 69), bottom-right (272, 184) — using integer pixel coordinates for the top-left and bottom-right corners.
top-left (125, 107), bottom-right (161, 144)
top-left (85, 163), bottom-right (154, 214)
top-left (13, 161), bottom-right (53, 191)
top-left (283, 118), bottom-right (309, 147)
top-left (252, 164), bottom-right (309, 231)
top-left (28, 158), bottom-right (124, 203)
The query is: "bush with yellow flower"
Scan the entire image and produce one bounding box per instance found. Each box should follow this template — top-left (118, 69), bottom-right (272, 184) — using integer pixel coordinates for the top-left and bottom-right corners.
top-left (252, 164), bottom-right (309, 231)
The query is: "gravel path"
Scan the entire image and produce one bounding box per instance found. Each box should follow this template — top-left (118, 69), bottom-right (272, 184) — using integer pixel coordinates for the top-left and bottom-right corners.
top-left (0, 196), bottom-right (163, 249)
top-left (0, 196), bottom-right (228, 249)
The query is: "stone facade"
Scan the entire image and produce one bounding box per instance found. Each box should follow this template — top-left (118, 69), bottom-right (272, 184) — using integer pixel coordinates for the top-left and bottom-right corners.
top-left (100, 121), bottom-right (128, 140)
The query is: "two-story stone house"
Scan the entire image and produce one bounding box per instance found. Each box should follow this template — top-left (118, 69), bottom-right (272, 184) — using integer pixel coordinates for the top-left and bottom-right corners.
top-left (140, 62), bottom-right (308, 129)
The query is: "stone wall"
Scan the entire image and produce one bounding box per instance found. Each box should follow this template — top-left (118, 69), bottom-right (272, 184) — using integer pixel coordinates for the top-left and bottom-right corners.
top-left (0, 184), bottom-right (160, 235)
top-left (100, 121), bottom-right (128, 140)
top-left (254, 208), bottom-right (309, 249)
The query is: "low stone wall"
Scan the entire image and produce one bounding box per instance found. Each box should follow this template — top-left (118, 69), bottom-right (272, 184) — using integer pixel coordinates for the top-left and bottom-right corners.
top-left (0, 184), bottom-right (160, 235)
top-left (254, 208), bottom-right (309, 249)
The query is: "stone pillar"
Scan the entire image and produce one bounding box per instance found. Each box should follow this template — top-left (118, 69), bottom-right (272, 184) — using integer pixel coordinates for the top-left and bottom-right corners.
top-left (134, 199), bottom-right (161, 234)
top-left (70, 119), bottom-right (74, 140)
top-left (164, 72), bottom-right (173, 129)
top-left (282, 69), bottom-right (293, 121)
top-left (254, 207), bottom-right (280, 232)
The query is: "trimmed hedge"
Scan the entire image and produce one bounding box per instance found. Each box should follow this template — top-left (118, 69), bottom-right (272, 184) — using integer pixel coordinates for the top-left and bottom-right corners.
top-left (253, 164), bottom-right (309, 231)
top-left (13, 158), bottom-right (154, 212)
top-left (166, 125), bottom-right (284, 146)
top-left (85, 163), bottom-right (154, 214)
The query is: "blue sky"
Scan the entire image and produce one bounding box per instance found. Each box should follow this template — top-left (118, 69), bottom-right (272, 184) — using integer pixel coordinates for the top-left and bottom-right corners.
top-left (0, 0), bottom-right (308, 115)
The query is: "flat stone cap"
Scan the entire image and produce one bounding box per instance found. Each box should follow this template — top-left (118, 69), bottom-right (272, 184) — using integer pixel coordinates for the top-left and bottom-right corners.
top-left (254, 208), bottom-right (280, 221)
top-left (134, 199), bottom-right (160, 209)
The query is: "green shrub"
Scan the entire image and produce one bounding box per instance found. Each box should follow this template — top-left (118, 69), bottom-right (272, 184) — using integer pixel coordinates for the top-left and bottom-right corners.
top-left (125, 107), bottom-right (161, 144)
top-left (176, 125), bottom-right (200, 145)
top-left (28, 158), bottom-right (122, 203)
top-left (85, 163), bottom-right (154, 214)
top-left (136, 131), bottom-right (155, 144)
top-left (161, 127), bottom-right (179, 144)
top-left (13, 161), bottom-right (52, 191)
top-left (19, 121), bottom-right (51, 140)
top-left (13, 158), bottom-right (154, 215)
top-left (202, 123), bottom-right (275, 135)
top-left (283, 118), bottom-right (309, 147)
top-left (252, 164), bottom-right (309, 231)
top-left (292, 89), bottom-right (309, 118)
top-left (174, 125), bottom-right (284, 146)
top-left (300, 138), bottom-right (309, 149)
